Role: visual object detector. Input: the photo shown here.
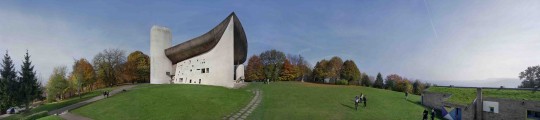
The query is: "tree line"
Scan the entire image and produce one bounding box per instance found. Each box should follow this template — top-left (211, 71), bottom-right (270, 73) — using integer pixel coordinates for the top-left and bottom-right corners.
top-left (45, 49), bottom-right (150, 102)
top-left (245, 49), bottom-right (433, 95)
top-left (245, 49), bottom-right (311, 82)
top-left (0, 51), bottom-right (42, 114)
top-left (519, 65), bottom-right (540, 88)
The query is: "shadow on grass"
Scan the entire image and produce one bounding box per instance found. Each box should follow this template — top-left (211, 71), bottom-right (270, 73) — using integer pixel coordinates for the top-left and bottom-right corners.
top-left (406, 99), bottom-right (422, 106)
top-left (340, 103), bottom-right (356, 110)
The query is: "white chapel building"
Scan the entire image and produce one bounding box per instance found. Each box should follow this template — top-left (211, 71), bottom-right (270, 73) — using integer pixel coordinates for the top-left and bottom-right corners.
top-left (150, 12), bottom-right (248, 88)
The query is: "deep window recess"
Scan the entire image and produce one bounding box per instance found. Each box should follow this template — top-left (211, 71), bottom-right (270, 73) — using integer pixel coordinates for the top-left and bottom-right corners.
top-left (190, 80), bottom-right (192, 83)
top-left (202, 68), bottom-right (205, 73)
top-left (199, 79), bottom-right (201, 84)
top-left (206, 68), bottom-right (209, 73)
top-left (529, 110), bottom-right (540, 119)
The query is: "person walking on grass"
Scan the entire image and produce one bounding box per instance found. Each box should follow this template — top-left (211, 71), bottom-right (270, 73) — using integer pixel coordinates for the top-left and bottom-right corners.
top-left (363, 95), bottom-right (367, 107)
top-left (405, 91), bottom-right (409, 100)
top-left (431, 108), bottom-right (435, 120)
top-left (354, 96), bottom-right (359, 111)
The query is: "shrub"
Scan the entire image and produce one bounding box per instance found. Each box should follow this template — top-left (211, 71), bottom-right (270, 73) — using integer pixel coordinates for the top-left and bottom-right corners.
top-left (22, 111), bottom-right (48, 120)
top-left (337, 80), bottom-right (348, 85)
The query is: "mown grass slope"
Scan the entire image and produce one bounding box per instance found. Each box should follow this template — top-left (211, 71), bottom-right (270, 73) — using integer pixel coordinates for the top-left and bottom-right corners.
top-left (72, 84), bottom-right (252, 120)
top-left (248, 82), bottom-right (434, 120)
top-left (4, 87), bottom-right (116, 120)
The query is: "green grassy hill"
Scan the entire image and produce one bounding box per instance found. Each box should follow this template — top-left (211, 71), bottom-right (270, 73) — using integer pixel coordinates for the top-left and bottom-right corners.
top-left (4, 87), bottom-right (116, 120)
top-left (72, 82), bottom-right (435, 120)
top-left (248, 82), bottom-right (432, 120)
top-left (71, 84), bottom-right (252, 120)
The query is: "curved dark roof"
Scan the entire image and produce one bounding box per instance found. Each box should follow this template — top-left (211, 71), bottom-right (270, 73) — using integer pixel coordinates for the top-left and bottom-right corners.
top-left (164, 12), bottom-right (248, 65)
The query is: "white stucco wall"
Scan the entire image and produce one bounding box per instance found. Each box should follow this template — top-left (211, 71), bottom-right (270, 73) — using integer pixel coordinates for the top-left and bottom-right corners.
top-left (172, 18), bottom-right (237, 88)
top-left (150, 26), bottom-right (172, 84)
top-left (483, 101), bottom-right (499, 113)
top-left (235, 64), bottom-right (245, 81)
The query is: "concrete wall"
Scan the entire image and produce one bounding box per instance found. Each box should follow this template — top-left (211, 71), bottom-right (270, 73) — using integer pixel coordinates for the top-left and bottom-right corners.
top-left (423, 90), bottom-right (540, 120)
top-left (482, 98), bottom-right (540, 120)
top-left (421, 91), bottom-right (448, 108)
top-left (150, 26), bottom-right (172, 84)
top-left (172, 18), bottom-right (238, 88)
top-left (422, 91), bottom-right (476, 119)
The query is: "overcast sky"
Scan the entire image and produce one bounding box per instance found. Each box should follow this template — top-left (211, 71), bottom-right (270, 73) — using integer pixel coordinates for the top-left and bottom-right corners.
top-left (1, 0), bottom-right (539, 87)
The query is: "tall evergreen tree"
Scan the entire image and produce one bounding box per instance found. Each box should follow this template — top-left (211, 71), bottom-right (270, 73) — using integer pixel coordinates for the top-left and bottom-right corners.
top-left (19, 50), bottom-right (41, 110)
top-left (0, 76), bottom-right (3, 114)
top-left (1, 51), bottom-right (18, 113)
top-left (373, 72), bottom-right (384, 88)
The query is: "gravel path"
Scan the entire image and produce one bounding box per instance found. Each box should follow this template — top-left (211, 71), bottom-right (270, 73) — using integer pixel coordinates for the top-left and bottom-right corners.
top-left (224, 89), bottom-right (262, 120)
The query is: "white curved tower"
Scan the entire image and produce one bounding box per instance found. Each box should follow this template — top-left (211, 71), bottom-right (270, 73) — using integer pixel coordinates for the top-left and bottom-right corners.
top-left (150, 26), bottom-right (172, 84)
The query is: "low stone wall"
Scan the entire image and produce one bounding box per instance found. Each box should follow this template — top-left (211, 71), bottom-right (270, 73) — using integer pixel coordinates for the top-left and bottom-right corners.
top-left (422, 92), bottom-right (475, 119)
top-left (421, 91), bottom-right (448, 108)
top-left (483, 97), bottom-right (540, 120)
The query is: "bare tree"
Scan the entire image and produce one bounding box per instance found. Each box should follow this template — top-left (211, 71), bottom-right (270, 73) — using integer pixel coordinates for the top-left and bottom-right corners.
top-left (93, 48), bottom-right (126, 87)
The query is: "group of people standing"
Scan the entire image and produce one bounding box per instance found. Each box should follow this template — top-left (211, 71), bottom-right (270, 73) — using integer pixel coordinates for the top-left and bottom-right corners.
top-left (354, 93), bottom-right (366, 110)
top-left (423, 108), bottom-right (435, 120)
top-left (102, 91), bottom-right (110, 98)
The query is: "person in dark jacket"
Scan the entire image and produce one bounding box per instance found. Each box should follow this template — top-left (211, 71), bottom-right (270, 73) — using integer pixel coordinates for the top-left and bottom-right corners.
top-left (363, 95), bottom-right (367, 107)
top-left (423, 109), bottom-right (428, 120)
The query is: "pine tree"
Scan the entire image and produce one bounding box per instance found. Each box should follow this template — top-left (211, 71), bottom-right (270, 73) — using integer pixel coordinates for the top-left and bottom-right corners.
top-left (1, 51), bottom-right (18, 113)
top-left (19, 50), bottom-right (41, 110)
top-left (373, 73), bottom-right (384, 88)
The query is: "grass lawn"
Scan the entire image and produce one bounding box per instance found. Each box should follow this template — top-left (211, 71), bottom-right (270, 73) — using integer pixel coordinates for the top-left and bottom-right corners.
top-left (248, 82), bottom-right (436, 120)
top-left (71, 84), bottom-right (252, 120)
top-left (3, 87), bottom-right (116, 120)
top-left (427, 87), bottom-right (540, 105)
top-left (37, 115), bottom-right (64, 120)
